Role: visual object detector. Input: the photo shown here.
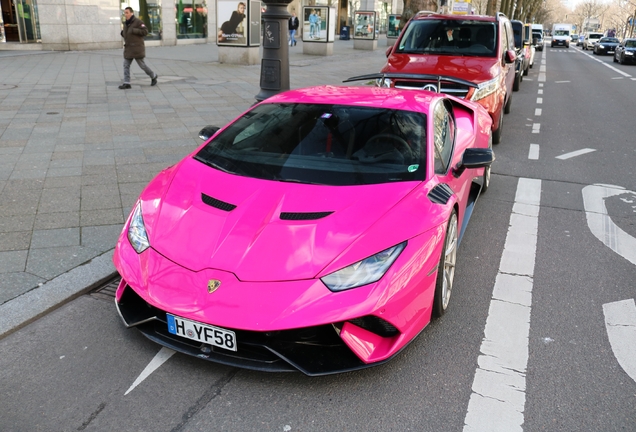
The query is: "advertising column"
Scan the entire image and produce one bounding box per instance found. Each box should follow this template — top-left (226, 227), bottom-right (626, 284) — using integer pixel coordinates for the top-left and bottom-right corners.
top-left (302, 6), bottom-right (335, 55)
top-left (386, 13), bottom-right (400, 46)
top-left (0, 5), bottom-right (5, 43)
top-left (217, 0), bottom-right (261, 64)
top-left (353, 11), bottom-right (376, 50)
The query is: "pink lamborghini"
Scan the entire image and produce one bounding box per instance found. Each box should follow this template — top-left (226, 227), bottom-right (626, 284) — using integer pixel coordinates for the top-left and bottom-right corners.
top-left (113, 84), bottom-right (494, 375)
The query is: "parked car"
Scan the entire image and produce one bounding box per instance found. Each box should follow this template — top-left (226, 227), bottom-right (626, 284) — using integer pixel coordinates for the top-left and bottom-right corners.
top-left (577, 35), bottom-right (584, 46)
top-left (583, 32), bottom-right (603, 50)
top-left (614, 38), bottom-right (636, 64)
top-left (571, 33), bottom-right (579, 43)
top-left (532, 30), bottom-right (544, 51)
top-left (378, 12), bottom-right (516, 144)
top-left (113, 85), bottom-right (495, 376)
top-left (593, 37), bottom-right (619, 55)
top-left (511, 20), bottom-right (530, 91)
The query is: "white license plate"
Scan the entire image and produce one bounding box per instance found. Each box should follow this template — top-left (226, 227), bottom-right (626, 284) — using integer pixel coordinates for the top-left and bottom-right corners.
top-left (167, 314), bottom-right (237, 351)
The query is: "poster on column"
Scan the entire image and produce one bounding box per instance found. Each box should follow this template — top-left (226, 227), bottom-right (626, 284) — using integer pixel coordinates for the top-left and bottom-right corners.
top-left (217, 0), bottom-right (249, 46)
top-left (302, 6), bottom-right (329, 42)
top-left (353, 11), bottom-right (376, 40)
top-left (387, 14), bottom-right (401, 38)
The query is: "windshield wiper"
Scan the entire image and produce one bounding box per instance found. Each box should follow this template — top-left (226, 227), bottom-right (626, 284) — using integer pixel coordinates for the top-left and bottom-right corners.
top-left (276, 177), bottom-right (323, 185)
top-left (193, 155), bottom-right (234, 174)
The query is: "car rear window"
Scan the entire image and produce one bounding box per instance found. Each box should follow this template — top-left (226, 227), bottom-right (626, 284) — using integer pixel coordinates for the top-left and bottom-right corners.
top-left (195, 103), bottom-right (427, 186)
top-left (600, 38), bottom-right (619, 43)
top-left (396, 19), bottom-right (497, 57)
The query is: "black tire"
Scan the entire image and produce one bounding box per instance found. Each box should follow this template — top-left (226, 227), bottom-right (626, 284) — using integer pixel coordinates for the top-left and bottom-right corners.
top-left (513, 73), bottom-right (520, 91)
top-left (613, 55), bottom-right (618, 63)
top-left (480, 134), bottom-right (492, 194)
top-left (524, 64), bottom-right (530, 75)
top-left (504, 91), bottom-right (512, 114)
top-left (432, 210), bottom-right (458, 318)
top-left (492, 110), bottom-right (503, 144)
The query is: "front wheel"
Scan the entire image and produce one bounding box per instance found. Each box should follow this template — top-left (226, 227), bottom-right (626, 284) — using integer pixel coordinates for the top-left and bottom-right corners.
top-left (432, 210), bottom-right (458, 318)
top-left (480, 134), bottom-right (493, 194)
top-left (513, 73), bottom-right (520, 91)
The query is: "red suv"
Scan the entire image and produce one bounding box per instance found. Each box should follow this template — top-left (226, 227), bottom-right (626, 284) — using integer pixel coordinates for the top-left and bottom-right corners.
top-left (379, 13), bottom-right (516, 144)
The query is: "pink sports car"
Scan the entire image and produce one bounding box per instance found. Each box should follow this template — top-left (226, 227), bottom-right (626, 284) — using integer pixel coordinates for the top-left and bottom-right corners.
top-left (113, 85), bottom-right (494, 375)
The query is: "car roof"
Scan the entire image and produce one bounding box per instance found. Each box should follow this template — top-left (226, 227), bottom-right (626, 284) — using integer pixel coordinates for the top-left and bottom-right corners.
top-left (411, 13), bottom-right (497, 23)
top-left (262, 85), bottom-right (441, 115)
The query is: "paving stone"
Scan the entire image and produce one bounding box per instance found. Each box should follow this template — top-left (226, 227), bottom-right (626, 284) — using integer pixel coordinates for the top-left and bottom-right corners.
top-left (31, 227), bottom-right (80, 249)
top-left (0, 214), bottom-right (35, 233)
top-left (0, 250), bottom-right (27, 272)
top-left (34, 211), bottom-right (80, 230)
top-left (26, 245), bottom-right (99, 279)
top-left (0, 231), bottom-right (31, 251)
top-left (81, 224), bottom-right (123, 252)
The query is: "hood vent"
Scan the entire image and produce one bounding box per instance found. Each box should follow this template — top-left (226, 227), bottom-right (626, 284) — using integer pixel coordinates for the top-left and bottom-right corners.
top-left (280, 211), bottom-right (333, 221)
top-left (201, 193), bottom-right (237, 212)
top-left (428, 184), bottom-right (453, 205)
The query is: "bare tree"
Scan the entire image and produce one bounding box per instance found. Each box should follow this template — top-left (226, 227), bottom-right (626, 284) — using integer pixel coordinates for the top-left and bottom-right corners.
top-left (400, 0), bottom-right (438, 28)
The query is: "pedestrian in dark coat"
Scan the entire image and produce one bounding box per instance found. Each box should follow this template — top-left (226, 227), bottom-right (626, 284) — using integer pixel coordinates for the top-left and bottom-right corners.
top-left (119, 7), bottom-right (157, 89)
top-left (288, 12), bottom-right (299, 46)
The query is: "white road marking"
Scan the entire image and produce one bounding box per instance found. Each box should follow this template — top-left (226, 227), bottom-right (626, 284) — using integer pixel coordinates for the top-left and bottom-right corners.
top-left (603, 299), bottom-right (636, 383)
top-left (528, 144), bottom-right (540, 160)
top-left (578, 50), bottom-right (632, 77)
top-left (555, 148), bottom-right (596, 159)
top-left (535, 108), bottom-right (542, 116)
top-left (554, 80), bottom-right (570, 83)
top-left (532, 123), bottom-right (540, 134)
top-left (538, 89), bottom-right (543, 94)
top-left (125, 347), bottom-right (176, 395)
top-left (612, 77), bottom-right (624, 80)
top-left (582, 183), bottom-right (636, 266)
top-left (536, 97), bottom-right (543, 104)
top-left (463, 178), bottom-right (541, 432)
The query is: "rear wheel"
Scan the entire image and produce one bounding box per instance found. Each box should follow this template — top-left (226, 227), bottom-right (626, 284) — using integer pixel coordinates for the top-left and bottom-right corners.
top-left (492, 111), bottom-right (503, 144)
top-left (432, 210), bottom-right (458, 318)
top-left (513, 73), bottom-right (520, 91)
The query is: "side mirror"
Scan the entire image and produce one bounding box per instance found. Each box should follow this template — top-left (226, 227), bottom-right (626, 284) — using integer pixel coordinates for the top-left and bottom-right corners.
top-left (461, 148), bottom-right (495, 169)
top-left (199, 126), bottom-right (220, 141)
top-left (385, 46), bottom-right (393, 57)
top-left (505, 49), bottom-right (516, 64)
top-left (453, 148), bottom-right (494, 178)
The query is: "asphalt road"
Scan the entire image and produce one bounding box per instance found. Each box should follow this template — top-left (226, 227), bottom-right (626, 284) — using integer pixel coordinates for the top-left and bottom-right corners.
top-left (1, 46), bottom-right (635, 431)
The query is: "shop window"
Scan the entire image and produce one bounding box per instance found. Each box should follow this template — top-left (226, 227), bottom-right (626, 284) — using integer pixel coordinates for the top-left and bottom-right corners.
top-left (176, 0), bottom-right (207, 39)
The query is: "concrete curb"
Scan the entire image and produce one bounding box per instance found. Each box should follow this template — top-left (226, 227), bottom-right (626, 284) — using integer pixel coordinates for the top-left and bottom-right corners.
top-left (0, 249), bottom-right (117, 339)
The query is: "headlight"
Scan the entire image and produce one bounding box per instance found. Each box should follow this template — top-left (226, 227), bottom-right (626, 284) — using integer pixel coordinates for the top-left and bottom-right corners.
top-left (626, 51), bottom-right (634, 56)
top-left (598, 44), bottom-right (605, 49)
top-left (321, 242), bottom-right (407, 292)
top-left (375, 78), bottom-right (392, 88)
top-left (471, 76), bottom-right (499, 101)
top-left (128, 202), bottom-right (150, 253)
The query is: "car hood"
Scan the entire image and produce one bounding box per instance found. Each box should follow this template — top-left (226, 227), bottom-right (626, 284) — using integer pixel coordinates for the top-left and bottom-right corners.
top-left (141, 157), bottom-right (420, 282)
top-left (382, 53), bottom-right (499, 84)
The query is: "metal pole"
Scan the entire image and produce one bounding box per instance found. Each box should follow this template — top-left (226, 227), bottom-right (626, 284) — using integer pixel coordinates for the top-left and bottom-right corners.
top-left (255, 0), bottom-right (292, 102)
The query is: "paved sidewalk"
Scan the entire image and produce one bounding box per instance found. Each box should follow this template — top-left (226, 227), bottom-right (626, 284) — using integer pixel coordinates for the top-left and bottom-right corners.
top-left (0, 37), bottom-right (391, 337)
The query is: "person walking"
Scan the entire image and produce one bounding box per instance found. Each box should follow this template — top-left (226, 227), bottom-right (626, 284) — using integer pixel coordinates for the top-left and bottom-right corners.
top-left (288, 12), bottom-right (299, 46)
top-left (119, 7), bottom-right (158, 90)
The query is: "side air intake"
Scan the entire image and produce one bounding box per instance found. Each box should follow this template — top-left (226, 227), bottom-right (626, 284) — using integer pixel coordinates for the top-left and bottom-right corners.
top-left (428, 184), bottom-right (454, 205)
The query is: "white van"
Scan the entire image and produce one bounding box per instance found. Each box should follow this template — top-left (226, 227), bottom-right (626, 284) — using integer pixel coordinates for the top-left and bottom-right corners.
top-left (583, 32), bottom-right (603, 50)
top-left (551, 23), bottom-right (572, 48)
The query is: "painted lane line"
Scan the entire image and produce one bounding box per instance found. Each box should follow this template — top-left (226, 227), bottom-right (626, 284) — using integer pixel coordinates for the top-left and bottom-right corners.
top-left (612, 77), bottom-right (624, 80)
top-left (528, 144), bottom-right (540, 160)
top-left (535, 108), bottom-right (542, 116)
top-left (532, 123), bottom-right (540, 134)
top-left (555, 148), bottom-right (596, 160)
top-left (582, 184), bottom-right (636, 266)
top-left (125, 347), bottom-right (176, 395)
top-left (538, 89), bottom-right (543, 94)
top-left (538, 73), bottom-right (546, 82)
top-left (536, 97), bottom-right (543, 104)
top-left (603, 299), bottom-right (636, 384)
top-left (554, 80), bottom-right (570, 83)
top-left (579, 50), bottom-right (632, 77)
top-left (538, 83), bottom-right (544, 87)
top-left (464, 178), bottom-right (541, 432)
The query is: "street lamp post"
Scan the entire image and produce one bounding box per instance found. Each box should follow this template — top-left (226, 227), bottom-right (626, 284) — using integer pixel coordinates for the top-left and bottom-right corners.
top-left (255, 0), bottom-right (292, 102)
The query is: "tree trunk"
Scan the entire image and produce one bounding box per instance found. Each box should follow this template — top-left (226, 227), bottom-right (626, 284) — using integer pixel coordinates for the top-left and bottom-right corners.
top-left (400, 0), bottom-right (438, 29)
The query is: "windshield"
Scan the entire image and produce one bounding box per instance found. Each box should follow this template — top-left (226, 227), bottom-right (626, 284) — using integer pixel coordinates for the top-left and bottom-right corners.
top-left (625, 40), bottom-right (636, 48)
top-left (195, 103), bottom-right (426, 186)
top-left (554, 30), bottom-right (569, 36)
top-left (397, 19), bottom-right (497, 57)
top-left (512, 23), bottom-right (522, 48)
top-left (532, 32), bottom-right (542, 40)
top-left (588, 34), bottom-right (602, 39)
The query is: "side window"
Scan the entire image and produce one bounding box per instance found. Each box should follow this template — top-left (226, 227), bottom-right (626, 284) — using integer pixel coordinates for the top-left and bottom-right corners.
top-left (433, 101), bottom-right (455, 175)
